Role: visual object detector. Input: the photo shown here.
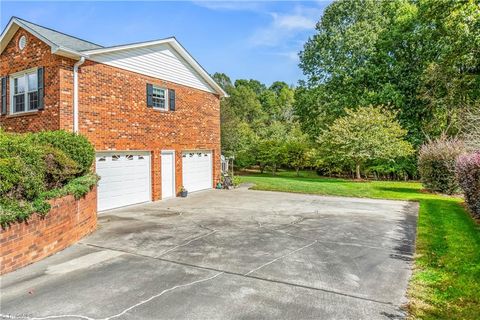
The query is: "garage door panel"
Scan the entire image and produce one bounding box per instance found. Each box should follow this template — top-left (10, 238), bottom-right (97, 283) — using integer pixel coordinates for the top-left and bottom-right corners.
top-left (97, 164), bottom-right (149, 173)
top-left (98, 173), bottom-right (150, 184)
top-left (182, 151), bottom-right (212, 193)
top-left (96, 152), bottom-right (151, 211)
top-left (97, 172), bottom-right (150, 184)
top-left (98, 192), bottom-right (149, 203)
top-left (98, 183), bottom-right (150, 196)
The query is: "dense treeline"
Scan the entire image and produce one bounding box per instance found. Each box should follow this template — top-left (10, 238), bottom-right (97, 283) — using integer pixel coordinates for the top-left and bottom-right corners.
top-left (216, 0), bottom-right (479, 180)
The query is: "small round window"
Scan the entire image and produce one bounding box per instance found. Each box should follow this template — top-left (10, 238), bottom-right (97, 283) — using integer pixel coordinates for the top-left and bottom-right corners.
top-left (18, 36), bottom-right (27, 50)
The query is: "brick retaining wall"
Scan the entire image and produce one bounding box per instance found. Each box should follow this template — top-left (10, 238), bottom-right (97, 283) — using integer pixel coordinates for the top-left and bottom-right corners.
top-left (0, 188), bottom-right (97, 275)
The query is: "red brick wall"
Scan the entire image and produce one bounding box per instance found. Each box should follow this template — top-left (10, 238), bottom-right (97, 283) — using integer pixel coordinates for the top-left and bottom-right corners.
top-left (1, 27), bottom-right (222, 201)
top-left (0, 188), bottom-right (97, 275)
top-left (0, 29), bottom-right (63, 132)
top-left (75, 60), bottom-right (221, 200)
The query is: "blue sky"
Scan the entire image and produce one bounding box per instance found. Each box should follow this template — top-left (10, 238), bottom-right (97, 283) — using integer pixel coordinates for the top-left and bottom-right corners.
top-left (1, 1), bottom-right (331, 86)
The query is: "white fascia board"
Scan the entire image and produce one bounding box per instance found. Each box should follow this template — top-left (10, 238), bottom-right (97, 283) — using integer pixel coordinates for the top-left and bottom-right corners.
top-left (0, 18), bottom-right (86, 60)
top-left (81, 38), bottom-right (175, 55)
top-left (0, 20), bottom-right (20, 54)
top-left (169, 40), bottom-right (228, 98)
top-left (0, 18), bottom-right (57, 54)
top-left (84, 38), bottom-right (228, 97)
top-left (52, 46), bottom-right (87, 59)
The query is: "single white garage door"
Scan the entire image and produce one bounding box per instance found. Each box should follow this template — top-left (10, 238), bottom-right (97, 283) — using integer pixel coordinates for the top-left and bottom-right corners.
top-left (96, 152), bottom-right (151, 211)
top-left (182, 151), bottom-right (213, 193)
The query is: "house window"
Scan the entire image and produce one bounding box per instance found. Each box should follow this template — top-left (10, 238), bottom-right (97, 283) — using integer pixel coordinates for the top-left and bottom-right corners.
top-left (152, 86), bottom-right (167, 110)
top-left (11, 69), bottom-right (38, 113)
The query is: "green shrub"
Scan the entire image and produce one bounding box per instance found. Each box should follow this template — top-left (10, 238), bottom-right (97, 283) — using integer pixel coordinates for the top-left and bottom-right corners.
top-left (42, 173), bottom-right (99, 200)
top-left (0, 173), bottom-right (98, 227)
top-left (41, 146), bottom-right (80, 189)
top-left (418, 137), bottom-right (466, 194)
top-left (30, 131), bottom-right (95, 175)
top-left (0, 131), bottom-right (45, 200)
top-left (233, 176), bottom-right (241, 187)
top-left (0, 158), bottom-right (23, 195)
top-left (0, 130), bottom-right (98, 227)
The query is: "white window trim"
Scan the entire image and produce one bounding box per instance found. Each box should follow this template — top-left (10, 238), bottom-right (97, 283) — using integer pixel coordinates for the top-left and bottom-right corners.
top-left (152, 85), bottom-right (168, 111)
top-left (9, 67), bottom-right (38, 115)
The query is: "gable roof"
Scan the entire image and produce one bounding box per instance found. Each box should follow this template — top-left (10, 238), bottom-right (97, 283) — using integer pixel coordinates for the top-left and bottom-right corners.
top-left (0, 17), bottom-right (102, 53)
top-left (16, 17), bottom-right (103, 51)
top-left (0, 17), bottom-right (227, 97)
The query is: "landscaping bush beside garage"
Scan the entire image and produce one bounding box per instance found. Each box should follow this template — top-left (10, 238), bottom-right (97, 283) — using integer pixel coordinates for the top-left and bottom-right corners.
top-left (0, 130), bottom-right (98, 227)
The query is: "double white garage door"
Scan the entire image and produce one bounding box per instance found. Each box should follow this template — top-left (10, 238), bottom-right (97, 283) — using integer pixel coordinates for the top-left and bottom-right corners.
top-left (96, 151), bottom-right (212, 211)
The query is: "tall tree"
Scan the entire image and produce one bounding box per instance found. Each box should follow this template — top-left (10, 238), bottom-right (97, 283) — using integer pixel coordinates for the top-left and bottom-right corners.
top-left (284, 124), bottom-right (312, 176)
top-left (218, 74), bottom-right (297, 170)
top-left (317, 106), bottom-right (414, 179)
top-left (297, 0), bottom-right (480, 146)
top-left (212, 72), bottom-right (233, 92)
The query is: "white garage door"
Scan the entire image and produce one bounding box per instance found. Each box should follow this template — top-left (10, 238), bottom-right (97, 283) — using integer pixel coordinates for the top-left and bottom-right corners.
top-left (182, 151), bottom-right (213, 193)
top-left (96, 152), bottom-right (151, 211)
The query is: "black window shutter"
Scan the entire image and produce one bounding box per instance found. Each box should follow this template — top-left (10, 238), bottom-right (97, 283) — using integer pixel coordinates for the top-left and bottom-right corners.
top-left (37, 67), bottom-right (44, 110)
top-left (169, 89), bottom-right (176, 111)
top-left (146, 83), bottom-right (153, 107)
top-left (1, 77), bottom-right (6, 115)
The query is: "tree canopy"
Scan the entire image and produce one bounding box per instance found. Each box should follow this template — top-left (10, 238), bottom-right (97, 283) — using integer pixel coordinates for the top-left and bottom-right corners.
top-left (214, 0), bottom-right (478, 180)
top-left (297, 0), bottom-right (480, 146)
top-left (317, 106), bottom-right (414, 179)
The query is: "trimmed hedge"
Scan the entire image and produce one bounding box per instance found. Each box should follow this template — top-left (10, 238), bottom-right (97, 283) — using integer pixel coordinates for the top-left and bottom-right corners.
top-left (456, 152), bottom-right (480, 219)
top-left (0, 130), bottom-right (97, 227)
top-left (418, 137), bottom-right (466, 195)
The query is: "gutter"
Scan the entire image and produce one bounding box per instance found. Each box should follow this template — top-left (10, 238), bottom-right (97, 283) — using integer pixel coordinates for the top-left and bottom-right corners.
top-left (73, 57), bottom-right (85, 133)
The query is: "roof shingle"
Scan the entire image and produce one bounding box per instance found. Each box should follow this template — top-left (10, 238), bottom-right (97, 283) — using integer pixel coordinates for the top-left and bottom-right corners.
top-left (15, 17), bottom-right (102, 51)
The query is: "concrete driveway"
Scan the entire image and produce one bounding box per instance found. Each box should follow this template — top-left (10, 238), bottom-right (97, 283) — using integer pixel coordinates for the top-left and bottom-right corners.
top-left (0, 187), bottom-right (418, 320)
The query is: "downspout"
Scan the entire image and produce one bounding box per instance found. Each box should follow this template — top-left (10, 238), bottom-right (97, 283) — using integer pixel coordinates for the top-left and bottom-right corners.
top-left (73, 57), bottom-right (85, 133)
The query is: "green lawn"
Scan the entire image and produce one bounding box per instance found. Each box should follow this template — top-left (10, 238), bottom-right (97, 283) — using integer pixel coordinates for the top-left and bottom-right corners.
top-left (238, 170), bottom-right (480, 319)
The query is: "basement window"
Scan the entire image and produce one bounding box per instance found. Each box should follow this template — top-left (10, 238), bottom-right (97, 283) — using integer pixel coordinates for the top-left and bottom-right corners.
top-left (10, 69), bottom-right (38, 113)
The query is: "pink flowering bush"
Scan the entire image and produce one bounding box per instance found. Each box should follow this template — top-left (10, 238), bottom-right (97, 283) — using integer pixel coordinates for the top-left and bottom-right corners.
top-left (455, 151), bottom-right (480, 219)
top-left (418, 137), bottom-right (466, 194)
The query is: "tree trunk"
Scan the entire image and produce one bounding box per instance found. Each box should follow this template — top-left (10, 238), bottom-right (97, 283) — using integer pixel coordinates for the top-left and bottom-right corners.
top-left (356, 163), bottom-right (361, 180)
top-left (296, 167), bottom-right (300, 176)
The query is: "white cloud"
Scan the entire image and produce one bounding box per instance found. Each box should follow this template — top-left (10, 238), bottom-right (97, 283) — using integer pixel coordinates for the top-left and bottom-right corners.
top-left (272, 12), bottom-right (316, 30)
top-left (249, 5), bottom-right (321, 47)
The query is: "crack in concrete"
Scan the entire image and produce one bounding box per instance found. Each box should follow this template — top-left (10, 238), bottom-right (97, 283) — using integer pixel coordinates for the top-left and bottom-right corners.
top-left (255, 219), bottom-right (413, 258)
top-left (80, 242), bottom-right (394, 306)
top-left (0, 272), bottom-right (224, 320)
top-left (102, 272), bottom-right (223, 320)
top-left (244, 241), bottom-right (318, 276)
top-left (157, 230), bottom-right (217, 257)
top-left (197, 224), bottom-right (216, 232)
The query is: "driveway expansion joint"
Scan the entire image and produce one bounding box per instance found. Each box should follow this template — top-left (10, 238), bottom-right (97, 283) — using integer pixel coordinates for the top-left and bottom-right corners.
top-left (80, 242), bottom-right (395, 306)
top-left (254, 219), bottom-right (414, 258)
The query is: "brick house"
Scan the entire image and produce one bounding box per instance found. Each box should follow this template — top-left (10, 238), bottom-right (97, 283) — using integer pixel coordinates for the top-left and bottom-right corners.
top-left (0, 17), bottom-right (227, 211)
